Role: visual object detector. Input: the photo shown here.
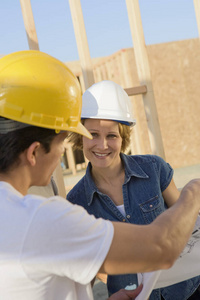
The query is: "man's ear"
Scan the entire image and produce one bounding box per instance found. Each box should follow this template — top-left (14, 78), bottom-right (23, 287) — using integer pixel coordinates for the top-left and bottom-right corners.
top-left (26, 142), bottom-right (41, 166)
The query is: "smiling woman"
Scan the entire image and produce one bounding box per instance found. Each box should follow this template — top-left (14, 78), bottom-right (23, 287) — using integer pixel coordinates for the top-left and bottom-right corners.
top-left (67, 80), bottom-right (200, 300)
top-left (82, 119), bottom-right (123, 175)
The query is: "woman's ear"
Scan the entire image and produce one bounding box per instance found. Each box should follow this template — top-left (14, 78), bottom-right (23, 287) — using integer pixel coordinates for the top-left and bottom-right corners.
top-left (26, 142), bottom-right (40, 166)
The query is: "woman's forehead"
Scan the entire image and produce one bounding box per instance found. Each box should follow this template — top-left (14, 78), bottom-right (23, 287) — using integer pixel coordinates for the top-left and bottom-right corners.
top-left (84, 118), bottom-right (119, 129)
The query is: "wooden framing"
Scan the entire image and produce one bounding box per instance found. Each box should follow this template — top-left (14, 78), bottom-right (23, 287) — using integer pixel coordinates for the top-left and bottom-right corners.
top-left (124, 85), bottom-right (147, 96)
top-left (20, 0), bottom-right (39, 50)
top-left (68, 0), bottom-right (95, 91)
top-left (119, 49), bottom-right (146, 155)
top-left (20, 0), bottom-right (66, 197)
top-left (18, 0), bottom-right (200, 190)
top-left (69, 0), bottom-right (165, 159)
top-left (125, 0), bottom-right (165, 159)
top-left (194, 0), bottom-right (200, 38)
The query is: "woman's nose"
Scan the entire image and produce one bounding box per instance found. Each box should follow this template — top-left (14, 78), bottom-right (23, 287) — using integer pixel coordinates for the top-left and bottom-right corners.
top-left (98, 137), bottom-right (108, 149)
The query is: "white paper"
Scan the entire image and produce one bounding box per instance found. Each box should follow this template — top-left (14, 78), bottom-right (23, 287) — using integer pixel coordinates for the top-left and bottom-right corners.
top-left (136, 271), bottom-right (161, 300)
top-left (136, 214), bottom-right (200, 299)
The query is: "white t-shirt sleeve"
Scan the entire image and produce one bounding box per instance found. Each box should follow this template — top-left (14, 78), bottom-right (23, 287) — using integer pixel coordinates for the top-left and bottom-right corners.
top-left (21, 196), bottom-right (114, 285)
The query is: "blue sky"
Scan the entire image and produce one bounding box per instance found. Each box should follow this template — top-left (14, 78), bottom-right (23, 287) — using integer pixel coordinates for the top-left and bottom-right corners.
top-left (0, 0), bottom-right (199, 62)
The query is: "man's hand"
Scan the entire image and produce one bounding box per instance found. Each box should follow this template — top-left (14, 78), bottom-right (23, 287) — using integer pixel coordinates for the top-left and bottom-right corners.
top-left (108, 284), bottom-right (143, 300)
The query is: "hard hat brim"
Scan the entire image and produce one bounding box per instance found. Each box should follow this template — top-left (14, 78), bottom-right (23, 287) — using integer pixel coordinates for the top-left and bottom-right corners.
top-left (74, 122), bottom-right (92, 139)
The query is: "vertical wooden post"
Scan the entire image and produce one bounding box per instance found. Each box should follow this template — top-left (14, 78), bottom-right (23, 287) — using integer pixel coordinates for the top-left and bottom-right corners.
top-left (93, 66), bottom-right (102, 82)
top-left (125, 0), bottom-right (165, 159)
top-left (106, 59), bottom-right (113, 80)
top-left (69, 0), bottom-right (95, 91)
top-left (52, 164), bottom-right (67, 198)
top-left (68, 0), bottom-right (95, 171)
top-left (20, 0), bottom-right (40, 50)
top-left (100, 64), bottom-right (108, 80)
top-left (120, 49), bottom-right (145, 154)
top-left (194, 0), bottom-right (200, 37)
top-left (20, 0), bottom-right (67, 197)
top-left (65, 143), bottom-right (77, 176)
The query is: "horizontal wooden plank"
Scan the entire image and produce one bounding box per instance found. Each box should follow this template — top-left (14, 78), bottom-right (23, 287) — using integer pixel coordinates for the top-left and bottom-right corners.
top-left (124, 85), bottom-right (147, 96)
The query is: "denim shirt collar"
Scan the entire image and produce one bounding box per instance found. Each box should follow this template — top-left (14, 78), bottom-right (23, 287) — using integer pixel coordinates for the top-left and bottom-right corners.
top-left (84, 153), bottom-right (149, 206)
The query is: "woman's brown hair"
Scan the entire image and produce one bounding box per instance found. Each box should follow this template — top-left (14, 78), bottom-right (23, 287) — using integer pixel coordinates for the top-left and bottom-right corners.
top-left (67, 119), bottom-right (132, 153)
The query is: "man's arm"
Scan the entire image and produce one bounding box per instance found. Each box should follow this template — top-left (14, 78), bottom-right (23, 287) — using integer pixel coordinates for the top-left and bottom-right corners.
top-left (100, 179), bottom-right (200, 275)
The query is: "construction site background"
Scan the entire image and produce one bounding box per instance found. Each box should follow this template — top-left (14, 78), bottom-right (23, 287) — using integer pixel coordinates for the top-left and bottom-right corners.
top-left (65, 38), bottom-right (200, 172)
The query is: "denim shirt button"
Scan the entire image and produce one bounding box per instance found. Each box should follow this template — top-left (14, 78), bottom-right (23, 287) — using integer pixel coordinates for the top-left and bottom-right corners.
top-left (122, 219), bottom-right (126, 222)
top-left (127, 215), bottom-right (131, 219)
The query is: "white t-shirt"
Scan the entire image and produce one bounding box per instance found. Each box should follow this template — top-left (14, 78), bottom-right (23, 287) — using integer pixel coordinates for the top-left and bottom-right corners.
top-left (0, 181), bottom-right (114, 300)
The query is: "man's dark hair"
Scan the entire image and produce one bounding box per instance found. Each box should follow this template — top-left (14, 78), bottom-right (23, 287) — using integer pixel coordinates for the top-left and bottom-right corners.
top-left (0, 126), bottom-right (57, 172)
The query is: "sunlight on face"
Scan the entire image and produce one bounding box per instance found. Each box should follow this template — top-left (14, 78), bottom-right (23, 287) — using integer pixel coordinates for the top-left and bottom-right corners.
top-left (82, 119), bottom-right (122, 169)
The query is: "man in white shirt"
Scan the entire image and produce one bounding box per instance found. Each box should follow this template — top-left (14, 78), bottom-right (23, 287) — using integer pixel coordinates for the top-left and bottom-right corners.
top-left (0, 50), bottom-right (199, 300)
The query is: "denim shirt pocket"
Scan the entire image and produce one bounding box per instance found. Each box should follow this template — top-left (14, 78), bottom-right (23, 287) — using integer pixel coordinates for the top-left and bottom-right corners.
top-left (139, 195), bottom-right (163, 224)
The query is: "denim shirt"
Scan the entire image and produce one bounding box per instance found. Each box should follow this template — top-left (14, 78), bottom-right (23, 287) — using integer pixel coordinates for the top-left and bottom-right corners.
top-left (67, 154), bottom-right (200, 300)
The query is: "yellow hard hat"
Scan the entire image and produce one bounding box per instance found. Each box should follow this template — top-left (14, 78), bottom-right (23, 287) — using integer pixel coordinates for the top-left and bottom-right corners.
top-left (0, 50), bottom-right (91, 138)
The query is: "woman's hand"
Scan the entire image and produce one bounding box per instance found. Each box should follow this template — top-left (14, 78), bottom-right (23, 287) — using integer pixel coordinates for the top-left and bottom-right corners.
top-left (108, 284), bottom-right (143, 300)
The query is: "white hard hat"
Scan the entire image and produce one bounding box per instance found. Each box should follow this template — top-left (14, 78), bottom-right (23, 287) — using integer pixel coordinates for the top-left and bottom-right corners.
top-left (81, 80), bottom-right (136, 126)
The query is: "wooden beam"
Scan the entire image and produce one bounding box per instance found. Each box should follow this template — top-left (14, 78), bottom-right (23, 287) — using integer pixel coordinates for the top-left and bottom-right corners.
top-left (52, 164), bottom-right (67, 198)
top-left (120, 49), bottom-right (146, 155)
top-left (65, 143), bottom-right (76, 176)
top-left (69, 0), bottom-right (95, 91)
top-left (125, 0), bottom-right (165, 159)
top-left (124, 85), bottom-right (147, 96)
top-left (68, 0), bottom-right (95, 175)
top-left (20, 0), bottom-right (39, 50)
top-left (194, 0), bottom-right (200, 38)
top-left (20, 0), bottom-right (68, 197)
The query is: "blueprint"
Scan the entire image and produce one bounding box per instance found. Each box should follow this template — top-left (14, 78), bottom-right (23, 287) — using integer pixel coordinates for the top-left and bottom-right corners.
top-left (136, 214), bottom-right (200, 300)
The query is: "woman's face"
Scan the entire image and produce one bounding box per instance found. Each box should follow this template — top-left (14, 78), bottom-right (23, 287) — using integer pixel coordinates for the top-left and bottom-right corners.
top-left (82, 119), bottom-right (122, 169)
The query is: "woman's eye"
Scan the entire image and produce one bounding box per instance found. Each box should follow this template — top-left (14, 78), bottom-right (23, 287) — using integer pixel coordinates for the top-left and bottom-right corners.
top-left (107, 134), bottom-right (117, 138)
top-left (90, 132), bottom-right (98, 137)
